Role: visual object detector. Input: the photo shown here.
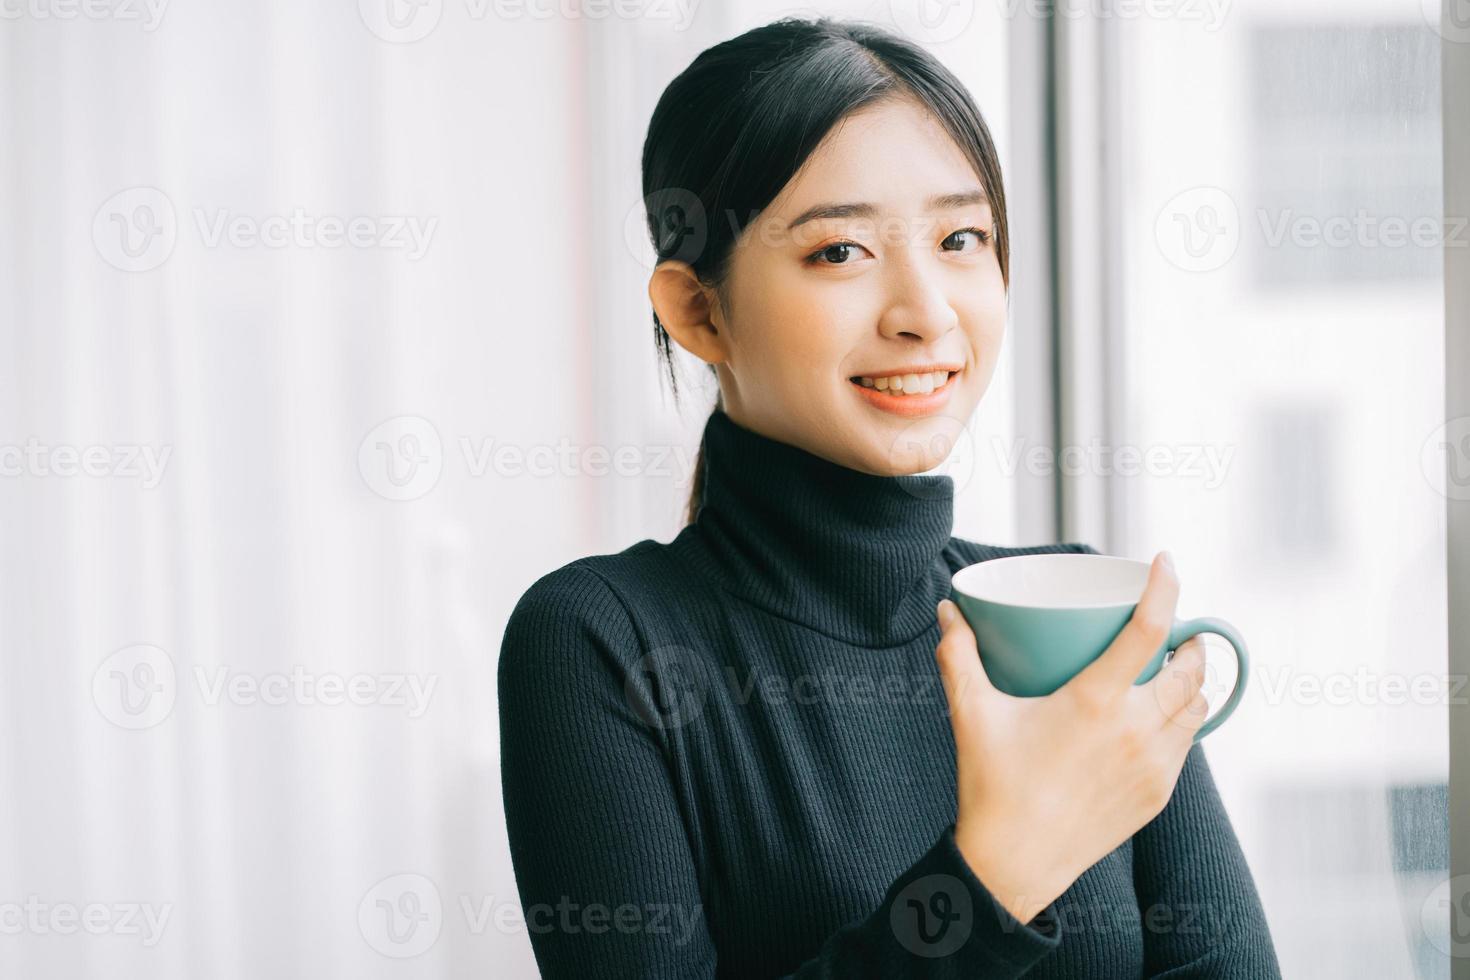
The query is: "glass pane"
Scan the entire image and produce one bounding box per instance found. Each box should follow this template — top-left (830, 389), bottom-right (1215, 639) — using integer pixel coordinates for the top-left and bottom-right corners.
top-left (1110, 5), bottom-right (1449, 977)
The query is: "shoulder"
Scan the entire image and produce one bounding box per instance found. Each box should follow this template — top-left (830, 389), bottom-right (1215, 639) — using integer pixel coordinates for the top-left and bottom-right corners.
top-left (505, 559), bottom-right (629, 632)
top-left (497, 537), bottom-right (716, 749)
top-left (945, 536), bottom-right (1100, 569)
top-left (498, 536), bottom-right (690, 684)
top-left (505, 533), bottom-right (673, 619)
top-left (498, 551), bottom-right (644, 685)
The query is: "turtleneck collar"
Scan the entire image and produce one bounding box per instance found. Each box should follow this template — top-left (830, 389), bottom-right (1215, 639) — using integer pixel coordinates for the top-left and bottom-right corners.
top-left (681, 407), bottom-right (956, 648)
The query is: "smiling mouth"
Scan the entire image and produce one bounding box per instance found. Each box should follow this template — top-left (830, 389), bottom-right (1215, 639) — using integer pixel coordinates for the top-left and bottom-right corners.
top-left (847, 370), bottom-right (959, 396)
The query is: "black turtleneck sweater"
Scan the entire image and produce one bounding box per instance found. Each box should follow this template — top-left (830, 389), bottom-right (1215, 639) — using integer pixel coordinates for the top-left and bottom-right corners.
top-left (498, 407), bottom-right (1281, 978)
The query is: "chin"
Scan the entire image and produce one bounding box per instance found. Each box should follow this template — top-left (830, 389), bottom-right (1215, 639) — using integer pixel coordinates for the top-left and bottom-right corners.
top-left (868, 409), bottom-right (974, 475)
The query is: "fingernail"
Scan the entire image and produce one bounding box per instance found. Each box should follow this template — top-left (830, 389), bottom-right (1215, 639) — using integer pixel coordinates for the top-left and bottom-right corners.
top-left (937, 600), bottom-right (954, 626)
top-left (1160, 551), bottom-right (1175, 572)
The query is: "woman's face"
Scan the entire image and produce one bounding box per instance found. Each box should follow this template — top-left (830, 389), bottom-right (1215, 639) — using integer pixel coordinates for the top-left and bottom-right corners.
top-left (660, 96), bottom-right (1007, 476)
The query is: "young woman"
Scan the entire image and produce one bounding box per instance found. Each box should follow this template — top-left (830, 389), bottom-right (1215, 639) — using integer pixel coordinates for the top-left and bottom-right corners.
top-left (498, 16), bottom-right (1281, 978)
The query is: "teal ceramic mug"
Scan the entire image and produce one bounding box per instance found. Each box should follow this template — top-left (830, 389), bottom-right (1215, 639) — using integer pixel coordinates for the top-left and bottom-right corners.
top-left (949, 553), bottom-right (1249, 742)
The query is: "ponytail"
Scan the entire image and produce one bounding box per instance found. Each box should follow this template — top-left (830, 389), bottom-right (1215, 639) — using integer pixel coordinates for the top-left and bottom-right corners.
top-left (684, 388), bottom-right (721, 526)
top-left (685, 431), bottom-right (708, 527)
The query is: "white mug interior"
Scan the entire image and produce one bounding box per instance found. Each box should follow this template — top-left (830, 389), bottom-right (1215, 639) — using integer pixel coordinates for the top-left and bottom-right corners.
top-left (952, 553), bottom-right (1151, 609)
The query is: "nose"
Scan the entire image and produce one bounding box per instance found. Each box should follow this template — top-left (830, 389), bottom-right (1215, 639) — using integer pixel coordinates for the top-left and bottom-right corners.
top-left (876, 259), bottom-right (960, 341)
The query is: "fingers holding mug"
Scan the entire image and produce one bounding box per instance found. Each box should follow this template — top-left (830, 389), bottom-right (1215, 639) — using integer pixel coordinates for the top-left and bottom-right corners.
top-left (934, 598), bottom-right (997, 740)
top-left (1152, 620), bottom-right (1252, 743)
top-left (1073, 552), bottom-right (1179, 702)
top-left (1144, 635), bottom-right (1210, 738)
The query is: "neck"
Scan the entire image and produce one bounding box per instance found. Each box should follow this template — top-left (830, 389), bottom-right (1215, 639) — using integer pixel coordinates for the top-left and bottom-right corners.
top-left (682, 408), bottom-right (956, 647)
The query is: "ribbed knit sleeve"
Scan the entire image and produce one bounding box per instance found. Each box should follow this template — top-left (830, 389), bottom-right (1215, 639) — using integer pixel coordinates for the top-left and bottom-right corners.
top-left (498, 565), bottom-right (1068, 978)
top-left (1131, 744), bottom-right (1282, 977)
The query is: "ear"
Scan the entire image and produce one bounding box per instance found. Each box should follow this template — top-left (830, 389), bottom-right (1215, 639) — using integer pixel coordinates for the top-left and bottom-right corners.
top-left (648, 260), bottom-right (728, 366)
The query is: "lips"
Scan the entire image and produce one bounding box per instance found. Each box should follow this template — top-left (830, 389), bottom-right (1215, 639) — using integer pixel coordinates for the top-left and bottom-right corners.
top-left (848, 370), bottom-right (957, 395)
top-left (848, 367), bottom-right (960, 418)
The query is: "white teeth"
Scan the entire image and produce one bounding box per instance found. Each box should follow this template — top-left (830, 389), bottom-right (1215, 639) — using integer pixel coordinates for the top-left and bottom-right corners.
top-left (856, 370), bottom-right (951, 394)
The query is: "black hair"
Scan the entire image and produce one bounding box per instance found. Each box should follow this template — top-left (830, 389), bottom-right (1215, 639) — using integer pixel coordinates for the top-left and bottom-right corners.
top-left (640, 15), bottom-right (1010, 525)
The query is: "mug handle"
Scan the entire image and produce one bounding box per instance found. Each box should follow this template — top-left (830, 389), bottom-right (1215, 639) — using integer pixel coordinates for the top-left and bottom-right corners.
top-left (1166, 617), bottom-right (1250, 742)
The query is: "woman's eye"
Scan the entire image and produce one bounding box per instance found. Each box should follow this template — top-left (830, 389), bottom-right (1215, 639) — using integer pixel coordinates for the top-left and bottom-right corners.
top-left (806, 228), bottom-right (990, 264)
top-left (943, 227), bottom-right (992, 252)
top-left (807, 241), bottom-right (862, 265)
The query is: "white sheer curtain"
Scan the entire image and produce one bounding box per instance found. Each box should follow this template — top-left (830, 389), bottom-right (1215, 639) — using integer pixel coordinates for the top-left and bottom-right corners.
top-left (1, 4), bottom-right (602, 977)
top-left (0, 3), bottom-right (1026, 977)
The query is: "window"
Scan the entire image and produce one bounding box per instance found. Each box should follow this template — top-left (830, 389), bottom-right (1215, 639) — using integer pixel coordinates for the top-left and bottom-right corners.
top-left (1108, 8), bottom-right (1450, 976)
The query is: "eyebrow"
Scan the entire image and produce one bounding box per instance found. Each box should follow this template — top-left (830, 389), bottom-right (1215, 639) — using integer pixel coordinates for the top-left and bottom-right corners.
top-left (785, 189), bottom-right (989, 232)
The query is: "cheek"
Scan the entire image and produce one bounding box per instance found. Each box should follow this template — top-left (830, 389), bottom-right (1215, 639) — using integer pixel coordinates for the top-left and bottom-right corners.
top-left (959, 289), bottom-right (1007, 353)
top-left (748, 275), bottom-right (855, 366)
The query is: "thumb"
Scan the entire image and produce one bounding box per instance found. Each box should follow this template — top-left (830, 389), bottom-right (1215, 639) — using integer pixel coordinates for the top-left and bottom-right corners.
top-left (934, 598), bottom-right (996, 737)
